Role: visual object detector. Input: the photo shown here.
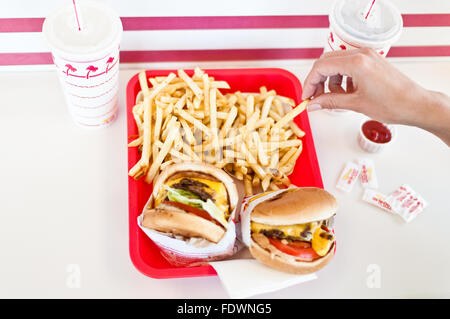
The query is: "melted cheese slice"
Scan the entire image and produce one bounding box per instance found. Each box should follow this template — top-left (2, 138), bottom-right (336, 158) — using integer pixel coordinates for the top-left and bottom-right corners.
top-left (155, 177), bottom-right (229, 217)
top-left (251, 221), bottom-right (334, 256)
top-left (312, 227), bottom-right (334, 256)
top-left (251, 222), bottom-right (319, 238)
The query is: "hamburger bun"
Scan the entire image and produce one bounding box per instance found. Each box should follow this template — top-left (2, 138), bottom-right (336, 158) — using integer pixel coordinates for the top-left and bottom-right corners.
top-left (152, 162), bottom-right (239, 212)
top-left (250, 233), bottom-right (335, 274)
top-left (248, 187), bottom-right (337, 274)
top-left (142, 204), bottom-right (225, 243)
top-left (143, 162), bottom-right (238, 244)
top-left (251, 187), bottom-right (338, 225)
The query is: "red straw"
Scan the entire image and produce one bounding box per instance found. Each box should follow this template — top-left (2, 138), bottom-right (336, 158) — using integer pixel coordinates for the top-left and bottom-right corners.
top-left (364, 0), bottom-right (377, 20)
top-left (72, 0), bottom-right (82, 31)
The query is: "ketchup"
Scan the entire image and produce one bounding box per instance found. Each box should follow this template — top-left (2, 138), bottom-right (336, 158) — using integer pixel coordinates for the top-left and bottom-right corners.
top-left (362, 120), bottom-right (392, 143)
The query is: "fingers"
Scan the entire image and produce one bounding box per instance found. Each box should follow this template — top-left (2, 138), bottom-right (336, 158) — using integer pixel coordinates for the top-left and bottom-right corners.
top-left (302, 55), bottom-right (356, 100)
top-left (302, 48), bottom-right (377, 100)
top-left (320, 48), bottom-right (361, 59)
top-left (309, 92), bottom-right (356, 110)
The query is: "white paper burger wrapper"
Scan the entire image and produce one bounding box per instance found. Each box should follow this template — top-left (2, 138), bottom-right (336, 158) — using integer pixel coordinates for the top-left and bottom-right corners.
top-left (209, 259), bottom-right (317, 299)
top-left (137, 194), bottom-right (239, 267)
top-left (209, 188), bottom-right (318, 299)
top-left (240, 189), bottom-right (289, 247)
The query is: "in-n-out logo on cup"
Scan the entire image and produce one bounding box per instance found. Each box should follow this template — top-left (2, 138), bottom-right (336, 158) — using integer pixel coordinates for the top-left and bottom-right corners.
top-left (327, 31), bottom-right (387, 56)
top-left (53, 48), bottom-right (120, 127)
top-left (42, 0), bottom-right (123, 129)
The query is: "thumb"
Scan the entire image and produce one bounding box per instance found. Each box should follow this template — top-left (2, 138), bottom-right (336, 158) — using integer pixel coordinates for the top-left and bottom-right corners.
top-left (308, 93), bottom-right (356, 111)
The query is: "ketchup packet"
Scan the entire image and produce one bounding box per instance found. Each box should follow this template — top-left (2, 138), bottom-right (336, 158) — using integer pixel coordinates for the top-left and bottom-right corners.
top-left (336, 161), bottom-right (360, 192)
top-left (362, 189), bottom-right (394, 213)
top-left (385, 184), bottom-right (428, 223)
top-left (358, 158), bottom-right (378, 189)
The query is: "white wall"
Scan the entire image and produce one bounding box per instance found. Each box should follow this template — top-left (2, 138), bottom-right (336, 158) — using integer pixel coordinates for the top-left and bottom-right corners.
top-left (1, 0), bottom-right (450, 17)
top-left (1, 0), bottom-right (450, 69)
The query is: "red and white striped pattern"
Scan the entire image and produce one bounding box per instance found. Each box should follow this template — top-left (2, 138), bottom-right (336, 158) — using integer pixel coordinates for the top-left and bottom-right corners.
top-left (1, 0), bottom-right (450, 68)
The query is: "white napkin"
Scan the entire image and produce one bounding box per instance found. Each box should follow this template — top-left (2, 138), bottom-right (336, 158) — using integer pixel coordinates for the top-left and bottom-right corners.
top-left (209, 256), bottom-right (317, 299)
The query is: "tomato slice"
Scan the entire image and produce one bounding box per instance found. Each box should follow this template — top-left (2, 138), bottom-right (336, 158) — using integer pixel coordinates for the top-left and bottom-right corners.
top-left (268, 237), bottom-right (321, 261)
top-left (163, 201), bottom-right (223, 228)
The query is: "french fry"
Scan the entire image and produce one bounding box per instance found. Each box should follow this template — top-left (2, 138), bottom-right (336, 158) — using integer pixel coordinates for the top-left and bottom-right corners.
top-left (209, 88), bottom-right (220, 160)
top-left (263, 139), bottom-right (302, 152)
top-left (269, 182), bottom-right (280, 191)
top-left (129, 159), bottom-right (143, 178)
top-left (153, 106), bottom-right (163, 142)
top-left (273, 98), bottom-right (285, 116)
top-left (145, 123), bottom-right (180, 183)
top-left (155, 140), bottom-right (192, 162)
top-left (244, 175), bottom-right (253, 196)
top-left (161, 116), bottom-right (178, 141)
top-left (279, 147), bottom-right (297, 167)
top-left (128, 136), bottom-right (143, 147)
top-left (132, 105), bottom-right (144, 136)
top-left (176, 109), bottom-right (210, 137)
top-left (174, 94), bottom-right (187, 111)
top-left (261, 95), bottom-right (274, 120)
top-left (289, 121), bottom-right (305, 138)
top-left (178, 69), bottom-right (203, 99)
top-left (272, 99), bottom-right (308, 132)
top-left (128, 68), bottom-right (306, 186)
top-left (203, 73), bottom-right (210, 116)
top-left (138, 70), bottom-right (150, 97)
top-left (180, 119), bottom-right (195, 145)
top-left (182, 142), bottom-right (201, 162)
top-left (252, 132), bottom-right (268, 166)
top-left (252, 175), bottom-right (260, 187)
top-left (141, 97), bottom-right (153, 168)
top-left (160, 160), bottom-right (174, 171)
top-left (246, 95), bottom-right (254, 121)
top-left (149, 73), bottom-right (176, 99)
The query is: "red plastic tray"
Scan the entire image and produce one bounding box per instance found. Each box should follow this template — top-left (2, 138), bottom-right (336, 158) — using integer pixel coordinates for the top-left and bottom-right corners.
top-left (127, 68), bottom-right (323, 279)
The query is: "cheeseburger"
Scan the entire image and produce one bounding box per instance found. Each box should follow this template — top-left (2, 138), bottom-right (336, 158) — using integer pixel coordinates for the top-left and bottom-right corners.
top-left (142, 162), bottom-right (238, 244)
top-left (248, 187), bottom-right (337, 274)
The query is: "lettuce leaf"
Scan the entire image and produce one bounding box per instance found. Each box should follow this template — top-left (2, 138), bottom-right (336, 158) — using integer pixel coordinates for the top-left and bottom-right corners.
top-left (164, 185), bottom-right (228, 229)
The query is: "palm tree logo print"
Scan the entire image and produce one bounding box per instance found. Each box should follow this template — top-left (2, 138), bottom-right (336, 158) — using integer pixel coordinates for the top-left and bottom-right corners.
top-left (65, 64), bottom-right (77, 76)
top-left (105, 57), bottom-right (114, 73)
top-left (86, 65), bottom-right (98, 79)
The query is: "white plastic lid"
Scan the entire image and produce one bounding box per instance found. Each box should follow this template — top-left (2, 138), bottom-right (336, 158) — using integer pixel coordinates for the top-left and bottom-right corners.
top-left (330, 0), bottom-right (403, 47)
top-left (42, 0), bottom-right (122, 60)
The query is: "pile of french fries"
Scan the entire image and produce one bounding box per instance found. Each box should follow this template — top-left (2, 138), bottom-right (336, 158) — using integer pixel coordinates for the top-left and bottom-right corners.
top-left (128, 68), bottom-right (307, 195)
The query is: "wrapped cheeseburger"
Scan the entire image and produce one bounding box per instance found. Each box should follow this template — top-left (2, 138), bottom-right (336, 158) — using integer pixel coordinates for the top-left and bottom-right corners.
top-left (138, 162), bottom-right (238, 266)
top-left (241, 187), bottom-right (337, 274)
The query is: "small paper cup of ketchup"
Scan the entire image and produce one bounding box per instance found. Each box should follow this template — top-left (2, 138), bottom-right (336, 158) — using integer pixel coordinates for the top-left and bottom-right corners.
top-left (358, 118), bottom-right (396, 153)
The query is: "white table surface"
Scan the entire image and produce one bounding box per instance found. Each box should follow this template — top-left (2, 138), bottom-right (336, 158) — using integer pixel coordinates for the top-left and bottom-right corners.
top-left (0, 60), bottom-right (449, 298)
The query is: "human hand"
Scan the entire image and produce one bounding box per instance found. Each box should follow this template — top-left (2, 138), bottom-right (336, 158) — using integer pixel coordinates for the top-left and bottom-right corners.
top-left (302, 48), bottom-right (434, 127)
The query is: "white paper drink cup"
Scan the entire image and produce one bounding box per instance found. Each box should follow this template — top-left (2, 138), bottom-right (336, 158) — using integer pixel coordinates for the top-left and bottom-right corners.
top-left (324, 0), bottom-right (403, 115)
top-left (326, 0), bottom-right (403, 55)
top-left (42, 0), bottom-right (123, 129)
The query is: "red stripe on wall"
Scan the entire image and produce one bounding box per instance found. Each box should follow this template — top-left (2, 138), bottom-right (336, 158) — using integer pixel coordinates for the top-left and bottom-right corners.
top-left (1, 14), bottom-right (450, 32)
top-left (120, 48), bottom-right (324, 62)
top-left (402, 14), bottom-right (450, 27)
top-left (1, 46), bottom-right (450, 66)
top-left (0, 17), bottom-right (44, 32)
top-left (120, 16), bottom-right (329, 30)
top-left (0, 52), bottom-right (52, 65)
top-left (388, 46), bottom-right (450, 57)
